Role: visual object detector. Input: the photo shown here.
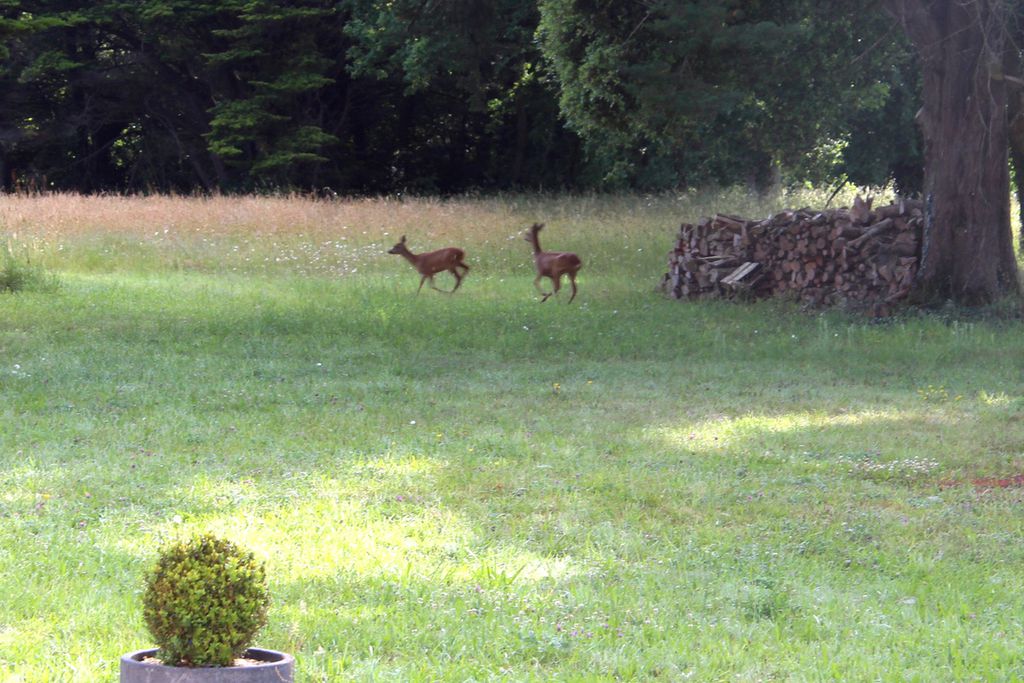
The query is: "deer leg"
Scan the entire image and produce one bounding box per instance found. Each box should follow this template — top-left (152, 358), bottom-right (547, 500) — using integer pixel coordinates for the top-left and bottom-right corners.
top-left (417, 275), bottom-right (428, 294)
top-left (428, 274), bottom-right (452, 292)
top-left (534, 274), bottom-right (553, 302)
top-left (456, 260), bottom-right (470, 275)
top-left (540, 276), bottom-right (560, 303)
top-left (450, 267), bottom-right (463, 293)
top-left (567, 272), bottom-right (578, 303)
top-left (547, 274), bottom-right (562, 302)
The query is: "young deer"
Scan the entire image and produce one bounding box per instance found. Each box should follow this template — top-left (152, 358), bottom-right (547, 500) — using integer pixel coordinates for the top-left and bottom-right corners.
top-left (387, 235), bottom-right (470, 293)
top-left (524, 222), bottom-right (582, 303)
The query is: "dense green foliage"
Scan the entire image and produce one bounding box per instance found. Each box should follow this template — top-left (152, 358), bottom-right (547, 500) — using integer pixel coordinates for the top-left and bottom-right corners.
top-left (537, 0), bottom-right (921, 191)
top-left (143, 534), bottom-right (269, 667)
top-left (0, 1), bottom-right (921, 193)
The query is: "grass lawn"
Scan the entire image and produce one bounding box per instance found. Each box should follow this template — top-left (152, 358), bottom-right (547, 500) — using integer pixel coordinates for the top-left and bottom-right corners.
top-left (1, 191), bottom-right (1024, 681)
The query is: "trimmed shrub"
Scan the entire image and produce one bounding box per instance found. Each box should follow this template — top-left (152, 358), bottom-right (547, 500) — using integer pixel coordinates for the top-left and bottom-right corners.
top-left (142, 534), bottom-right (270, 667)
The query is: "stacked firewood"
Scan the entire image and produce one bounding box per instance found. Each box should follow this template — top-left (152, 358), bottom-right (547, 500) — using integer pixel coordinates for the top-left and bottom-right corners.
top-left (663, 196), bottom-right (924, 313)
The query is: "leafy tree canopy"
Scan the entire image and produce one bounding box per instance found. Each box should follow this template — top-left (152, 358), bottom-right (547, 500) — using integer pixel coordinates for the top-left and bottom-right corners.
top-left (0, 0), bottom-right (921, 193)
top-left (537, 0), bottom-right (920, 190)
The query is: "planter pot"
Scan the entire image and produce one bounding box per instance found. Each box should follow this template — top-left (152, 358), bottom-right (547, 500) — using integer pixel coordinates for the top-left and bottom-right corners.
top-left (120, 648), bottom-right (294, 682)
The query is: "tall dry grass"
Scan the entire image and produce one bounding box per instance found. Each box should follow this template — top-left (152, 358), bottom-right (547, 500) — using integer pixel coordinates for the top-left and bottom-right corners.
top-left (0, 188), bottom-right (892, 278)
top-left (0, 187), bottom-right (887, 238)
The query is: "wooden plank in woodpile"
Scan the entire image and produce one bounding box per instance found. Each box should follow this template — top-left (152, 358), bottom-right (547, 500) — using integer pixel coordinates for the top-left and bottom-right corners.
top-left (721, 261), bottom-right (761, 287)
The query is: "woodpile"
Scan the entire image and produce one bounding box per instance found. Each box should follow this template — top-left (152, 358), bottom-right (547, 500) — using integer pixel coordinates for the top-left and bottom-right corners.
top-left (663, 196), bottom-right (924, 314)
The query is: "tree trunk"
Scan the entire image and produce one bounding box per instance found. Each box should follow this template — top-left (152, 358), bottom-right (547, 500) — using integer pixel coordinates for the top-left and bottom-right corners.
top-left (885, 0), bottom-right (1020, 305)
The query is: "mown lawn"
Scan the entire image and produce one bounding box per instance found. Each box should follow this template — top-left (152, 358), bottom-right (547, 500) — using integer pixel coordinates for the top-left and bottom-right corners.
top-left (1, 192), bottom-right (1024, 681)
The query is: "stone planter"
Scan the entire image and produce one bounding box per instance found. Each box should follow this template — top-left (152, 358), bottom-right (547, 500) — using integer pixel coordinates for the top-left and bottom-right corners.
top-left (120, 647), bottom-right (294, 682)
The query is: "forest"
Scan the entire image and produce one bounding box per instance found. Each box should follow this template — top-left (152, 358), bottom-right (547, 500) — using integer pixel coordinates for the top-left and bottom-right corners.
top-left (0, 0), bottom-right (924, 195)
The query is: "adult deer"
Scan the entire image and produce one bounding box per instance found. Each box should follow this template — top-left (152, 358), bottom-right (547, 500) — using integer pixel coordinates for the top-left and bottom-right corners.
top-left (524, 222), bottom-right (582, 303)
top-left (387, 235), bottom-right (470, 293)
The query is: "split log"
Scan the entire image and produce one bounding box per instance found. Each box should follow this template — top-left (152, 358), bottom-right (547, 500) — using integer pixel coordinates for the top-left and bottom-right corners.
top-left (847, 218), bottom-right (896, 249)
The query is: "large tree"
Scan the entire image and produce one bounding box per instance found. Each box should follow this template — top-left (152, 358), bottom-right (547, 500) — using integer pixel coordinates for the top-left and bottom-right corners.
top-left (536, 0), bottom-right (918, 190)
top-left (205, 0), bottom-right (343, 189)
top-left (341, 0), bottom-right (582, 190)
top-left (885, 0), bottom-right (1020, 305)
top-left (0, 1), bottom-right (240, 192)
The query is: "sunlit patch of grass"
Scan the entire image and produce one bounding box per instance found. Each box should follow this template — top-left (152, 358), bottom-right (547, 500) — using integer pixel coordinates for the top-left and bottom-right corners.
top-left (652, 408), bottom-right (911, 448)
top-left (979, 391), bottom-right (1016, 406)
top-left (838, 454), bottom-right (941, 482)
top-left (917, 384), bottom-right (955, 402)
top-left (125, 456), bottom-right (586, 591)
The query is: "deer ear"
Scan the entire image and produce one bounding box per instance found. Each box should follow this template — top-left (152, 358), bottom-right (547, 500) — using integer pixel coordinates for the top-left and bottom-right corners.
top-left (400, 235), bottom-right (407, 243)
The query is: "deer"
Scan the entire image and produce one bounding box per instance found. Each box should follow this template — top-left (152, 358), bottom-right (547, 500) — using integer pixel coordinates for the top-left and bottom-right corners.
top-left (524, 222), bottom-right (582, 303)
top-left (387, 235), bottom-right (470, 294)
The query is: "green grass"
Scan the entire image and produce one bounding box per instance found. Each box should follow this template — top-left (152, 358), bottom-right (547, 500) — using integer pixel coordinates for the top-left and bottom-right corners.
top-left (1, 191), bottom-right (1024, 681)
top-left (0, 241), bottom-right (57, 293)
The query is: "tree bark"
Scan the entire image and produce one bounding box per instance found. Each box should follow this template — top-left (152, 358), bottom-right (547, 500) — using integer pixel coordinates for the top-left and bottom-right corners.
top-left (885, 0), bottom-right (1020, 305)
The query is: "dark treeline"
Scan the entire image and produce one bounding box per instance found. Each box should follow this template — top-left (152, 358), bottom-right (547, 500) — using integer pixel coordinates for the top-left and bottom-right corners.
top-left (0, 1), bottom-right (921, 195)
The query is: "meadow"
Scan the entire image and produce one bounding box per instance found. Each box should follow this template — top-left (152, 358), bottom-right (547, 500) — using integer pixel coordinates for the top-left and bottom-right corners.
top-left (1, 190), bottom-right (1023, 682)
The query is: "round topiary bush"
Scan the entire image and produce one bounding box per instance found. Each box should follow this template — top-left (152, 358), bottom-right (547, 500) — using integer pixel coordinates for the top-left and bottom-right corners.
top-left (142, 533), bottom-right (270, 667)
